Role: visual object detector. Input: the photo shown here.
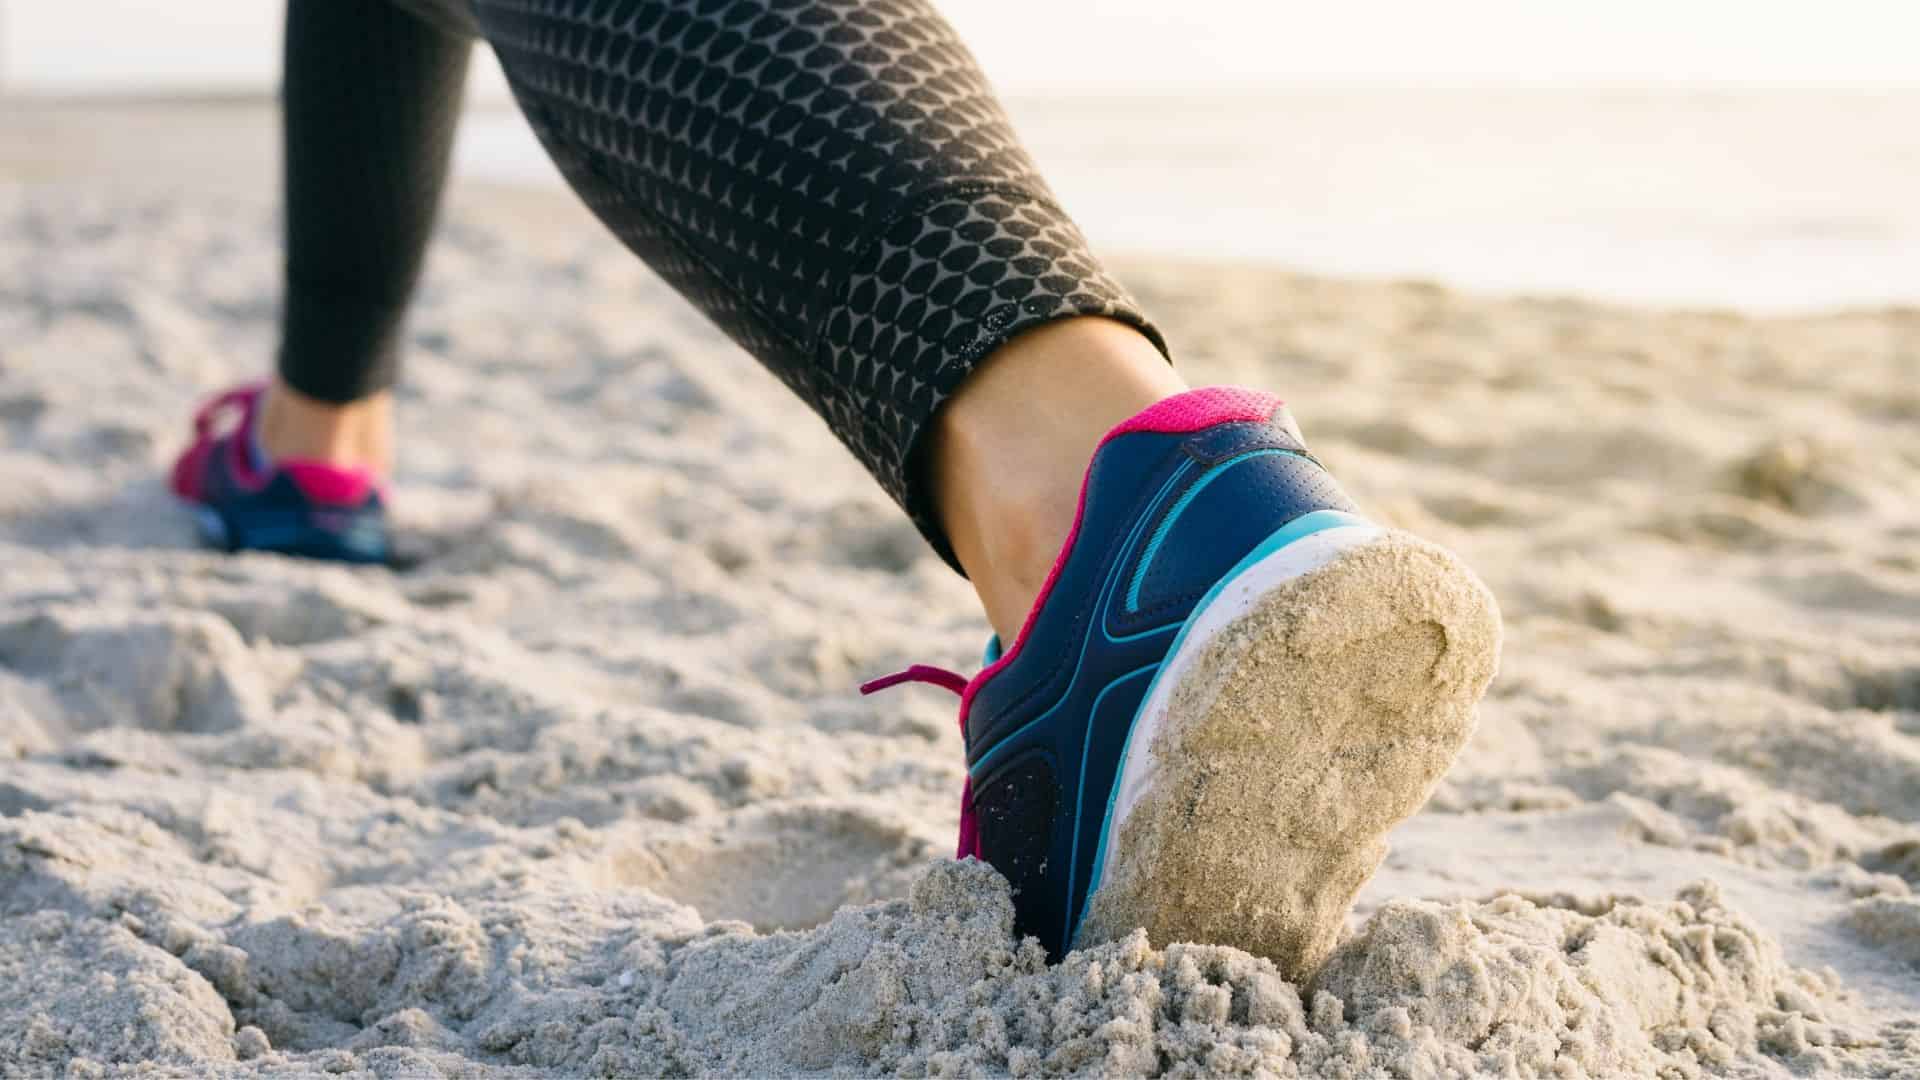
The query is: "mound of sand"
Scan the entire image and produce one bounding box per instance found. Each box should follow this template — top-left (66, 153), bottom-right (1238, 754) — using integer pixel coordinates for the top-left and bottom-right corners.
top-left (3, 179), bottom-right (1917, 1076)
top-left (0, 850), bottom-right (1891, 1077)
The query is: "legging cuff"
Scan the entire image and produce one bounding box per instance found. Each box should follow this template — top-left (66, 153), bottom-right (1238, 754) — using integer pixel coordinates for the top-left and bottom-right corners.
top-left (813, 184), bottom-right (1169, 574)
top-left (277, 277), bottom-right (411, 403)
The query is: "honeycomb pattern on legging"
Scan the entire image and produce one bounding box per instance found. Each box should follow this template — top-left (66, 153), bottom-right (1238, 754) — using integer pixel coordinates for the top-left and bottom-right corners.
top-left (463, 0), bottom-right (1167, 566)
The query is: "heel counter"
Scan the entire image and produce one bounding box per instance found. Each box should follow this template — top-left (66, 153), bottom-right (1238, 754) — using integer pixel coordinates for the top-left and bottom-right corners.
top-left (1121, 439), bottom-right (1357, 622)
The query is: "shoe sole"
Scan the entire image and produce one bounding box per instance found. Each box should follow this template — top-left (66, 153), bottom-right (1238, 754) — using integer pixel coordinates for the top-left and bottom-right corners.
top-left (183, 500), bottom-right (392, 565)
top-left (1077, 526), bottom-right (1501, 979)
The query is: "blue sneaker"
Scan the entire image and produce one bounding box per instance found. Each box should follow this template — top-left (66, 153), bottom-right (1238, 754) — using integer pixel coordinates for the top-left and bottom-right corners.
top-left (864, 387), bottom-right (1500, 975)
top-left (169, 383), bottom-right (388, 564)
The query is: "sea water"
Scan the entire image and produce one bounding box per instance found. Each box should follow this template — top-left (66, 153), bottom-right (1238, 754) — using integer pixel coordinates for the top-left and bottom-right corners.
top-left (454, 87), bottom-right (1920, 314)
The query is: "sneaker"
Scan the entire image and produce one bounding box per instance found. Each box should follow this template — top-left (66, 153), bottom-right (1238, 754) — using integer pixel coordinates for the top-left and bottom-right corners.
top-left (864, 387), bottom-right (1500, 975)
top-left (169, 383), bottom-right (388, 564)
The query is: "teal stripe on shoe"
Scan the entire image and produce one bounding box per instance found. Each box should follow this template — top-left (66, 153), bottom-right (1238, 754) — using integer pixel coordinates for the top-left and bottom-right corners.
top-left (1125, 449), bottom-right (1310, 614)
top-left (1063, 661), bottom-right (1160, 948)
top-left (966, 460), bottom-right (1194, 779)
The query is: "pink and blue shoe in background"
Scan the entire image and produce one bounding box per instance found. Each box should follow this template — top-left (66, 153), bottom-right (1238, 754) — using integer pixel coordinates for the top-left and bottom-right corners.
top-left (170, 378), bottom-right (1497, 976)
top-left (866, 387), bottom-right (1500, 976)
top-left (169, 384), bottom-right (388, 564)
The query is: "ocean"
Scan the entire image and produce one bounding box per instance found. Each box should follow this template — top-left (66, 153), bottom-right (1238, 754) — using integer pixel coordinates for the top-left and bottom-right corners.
top-left (455, 88), bottom-right (1920, 314)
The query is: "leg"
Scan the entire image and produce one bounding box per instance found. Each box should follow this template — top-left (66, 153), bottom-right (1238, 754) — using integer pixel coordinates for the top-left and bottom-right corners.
top-left (169, 0), bottom-right (471, 562)
top-left (265, 0), bottom-right (473, 474)
top-left (468, 0), bottom-right (1499, 974)
top-left (469, 0), bottom-right (1172, 631)
top-left (931, 318), bottom-right (1186, 639)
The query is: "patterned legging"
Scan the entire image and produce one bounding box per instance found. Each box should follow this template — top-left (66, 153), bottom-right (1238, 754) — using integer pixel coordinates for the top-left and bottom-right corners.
top-left (279, 0), bottom-right (1165, 566)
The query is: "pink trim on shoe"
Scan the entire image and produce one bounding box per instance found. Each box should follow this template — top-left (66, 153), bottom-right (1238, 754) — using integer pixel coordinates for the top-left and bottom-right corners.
top-left (169, 437), bottom-right (217, 501)
top-left (1103, 386), bottom-right (1282, 440)
top-left (172, 382), bottom-right (267, 500)
top-left (191, 383), bottom-right (269, 441)
top-left (281, 462), bottom-right (377, 506)
top-left (954, 776), bottom-right (981, 860)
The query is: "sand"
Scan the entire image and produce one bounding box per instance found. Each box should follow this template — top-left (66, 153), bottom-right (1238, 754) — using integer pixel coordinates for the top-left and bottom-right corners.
top-left (3, 153), bottom-right (1919, 1076)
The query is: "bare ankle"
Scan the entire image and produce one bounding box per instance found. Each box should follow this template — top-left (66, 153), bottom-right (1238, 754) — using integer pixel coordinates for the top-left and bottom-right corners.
top-left (259, 377), bottom-right (394, 476)
top-left (932, 318), bottom-right (1187, 641)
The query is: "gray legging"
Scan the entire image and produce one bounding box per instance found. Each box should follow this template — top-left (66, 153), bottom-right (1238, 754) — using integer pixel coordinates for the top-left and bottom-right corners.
top-left (278, 0), bottom-right (1165, 566)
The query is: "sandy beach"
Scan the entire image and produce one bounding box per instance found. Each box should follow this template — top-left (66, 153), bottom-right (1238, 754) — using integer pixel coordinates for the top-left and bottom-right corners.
top-left (3, 100), bottom-right (1919, 1076)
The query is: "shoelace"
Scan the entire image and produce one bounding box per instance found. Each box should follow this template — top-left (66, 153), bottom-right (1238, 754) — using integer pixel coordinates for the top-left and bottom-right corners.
top-left (192, 382), bottom-right (265, 440)
top-left (860, 664), bottom-right (980, 859)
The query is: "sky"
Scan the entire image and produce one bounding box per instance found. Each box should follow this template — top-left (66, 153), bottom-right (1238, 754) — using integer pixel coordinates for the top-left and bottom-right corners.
top-left (5, 0), bottom-right (1920, 95)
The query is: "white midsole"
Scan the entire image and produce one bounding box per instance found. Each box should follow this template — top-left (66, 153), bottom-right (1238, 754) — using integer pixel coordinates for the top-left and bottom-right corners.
top-left (1098, 524), bottom-right (1386, 889)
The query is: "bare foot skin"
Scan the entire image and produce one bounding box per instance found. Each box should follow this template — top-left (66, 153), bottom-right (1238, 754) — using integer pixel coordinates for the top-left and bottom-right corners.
top-left (932, 316), bottom-right (1187, 642)
top-left (257, 377), bottom-right (394, 477)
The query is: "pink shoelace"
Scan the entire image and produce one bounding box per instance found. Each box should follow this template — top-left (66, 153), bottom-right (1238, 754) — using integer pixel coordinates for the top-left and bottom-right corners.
top-left (860, 664), bottom-right (980, 859)
top-left (192, 382), bottom-right (265, 441)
